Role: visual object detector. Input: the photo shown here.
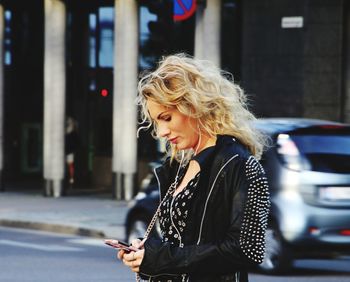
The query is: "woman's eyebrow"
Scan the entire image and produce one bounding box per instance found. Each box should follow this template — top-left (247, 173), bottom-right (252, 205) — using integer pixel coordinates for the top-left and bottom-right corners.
top-left (146, 109), bottom-right (163, 121)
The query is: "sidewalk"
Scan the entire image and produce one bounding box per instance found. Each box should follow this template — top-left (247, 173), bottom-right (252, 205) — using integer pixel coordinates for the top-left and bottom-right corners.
top-left (0, 191), bottom-right (130, 239)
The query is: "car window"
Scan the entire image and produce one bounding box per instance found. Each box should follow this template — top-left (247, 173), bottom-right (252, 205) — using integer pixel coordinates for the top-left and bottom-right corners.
top-left (290, 134), bottom-right (350, 174)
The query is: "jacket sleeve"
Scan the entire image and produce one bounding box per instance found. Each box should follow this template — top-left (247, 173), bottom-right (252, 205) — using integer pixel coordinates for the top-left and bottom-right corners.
top-left (139, 156), bottom-right (270, 276)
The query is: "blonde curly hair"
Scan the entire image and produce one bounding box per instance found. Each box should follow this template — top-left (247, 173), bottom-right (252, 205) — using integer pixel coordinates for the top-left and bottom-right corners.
top-left (137, 53), bottom-right (267, 161)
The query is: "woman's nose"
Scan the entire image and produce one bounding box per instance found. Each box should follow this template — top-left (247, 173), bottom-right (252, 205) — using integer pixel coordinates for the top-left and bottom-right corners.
top-left (158, 123), bottom-right (170, 138)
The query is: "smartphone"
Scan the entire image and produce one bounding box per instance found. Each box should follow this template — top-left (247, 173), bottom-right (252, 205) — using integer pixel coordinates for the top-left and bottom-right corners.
top-left (104, 239), bottom-right (139, 252)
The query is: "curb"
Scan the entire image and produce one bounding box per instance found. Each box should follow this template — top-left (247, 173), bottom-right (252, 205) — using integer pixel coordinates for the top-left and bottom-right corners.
top-left (0, 219), bottom-right (106, 238)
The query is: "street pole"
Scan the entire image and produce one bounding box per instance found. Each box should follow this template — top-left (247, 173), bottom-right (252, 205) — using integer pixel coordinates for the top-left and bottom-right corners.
top-left (113, 0), bottom-right (138, 200)
top-left (43, 0), bottom-right (66, 197)
top-left (194, 0), bottom-right (221, 67)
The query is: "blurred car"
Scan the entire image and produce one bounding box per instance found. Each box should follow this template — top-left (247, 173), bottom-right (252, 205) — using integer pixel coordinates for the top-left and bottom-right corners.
top-left (125, 118), bottom-right (350, 274)
top-left (125, 162), bottom-right (161, 241)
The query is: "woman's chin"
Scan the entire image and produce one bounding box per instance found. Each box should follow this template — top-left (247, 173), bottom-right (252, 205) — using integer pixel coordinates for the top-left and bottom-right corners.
top-left (174, 143), bottom-right (185, 150)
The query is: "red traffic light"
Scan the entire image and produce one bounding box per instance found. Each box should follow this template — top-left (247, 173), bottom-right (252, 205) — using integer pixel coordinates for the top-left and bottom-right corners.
top-left (100, 88), bottom-right (109, 97)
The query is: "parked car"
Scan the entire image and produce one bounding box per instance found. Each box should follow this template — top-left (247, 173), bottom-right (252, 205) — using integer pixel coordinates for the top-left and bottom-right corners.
top-left (125, 118), bottom-right (350, 274)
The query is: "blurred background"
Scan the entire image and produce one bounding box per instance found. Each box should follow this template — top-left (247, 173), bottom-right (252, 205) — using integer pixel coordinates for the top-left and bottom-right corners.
top-left (0, 0), bottom-right (349, 199)
top-left (0, 1), bottom-right (350, 281)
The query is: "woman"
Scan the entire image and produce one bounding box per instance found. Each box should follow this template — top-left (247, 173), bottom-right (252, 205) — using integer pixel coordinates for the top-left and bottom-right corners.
top-left (118, 54), bottom-right (270, 282)
top-left (65, 117), bottom-right (79, 185)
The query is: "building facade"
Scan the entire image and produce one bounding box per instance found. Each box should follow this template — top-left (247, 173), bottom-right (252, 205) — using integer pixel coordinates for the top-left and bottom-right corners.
top-left (0, 0), bottom-right (348, 198)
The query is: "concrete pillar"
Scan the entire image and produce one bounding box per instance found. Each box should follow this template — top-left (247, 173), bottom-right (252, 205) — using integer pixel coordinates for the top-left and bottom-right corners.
top-left (112, 0), bottom-right (138, 200)
top-left (344, 5), bottom-right (350, 123)
top-left (43, 0), bottom-right (66, 197)
top-left (0, 5), bottom-right (4, 191)
top-left (194, 0), bottom-right (221, 67)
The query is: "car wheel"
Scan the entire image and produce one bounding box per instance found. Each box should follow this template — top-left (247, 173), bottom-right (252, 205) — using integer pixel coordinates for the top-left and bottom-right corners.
top-left (258, 224), bottom-right (292, 274)
top-left (127, 215), bottom-right (149, 243)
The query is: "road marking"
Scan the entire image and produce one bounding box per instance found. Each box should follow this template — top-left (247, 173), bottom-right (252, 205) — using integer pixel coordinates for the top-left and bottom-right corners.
top-left (0, 239), bottom-right (83, 252)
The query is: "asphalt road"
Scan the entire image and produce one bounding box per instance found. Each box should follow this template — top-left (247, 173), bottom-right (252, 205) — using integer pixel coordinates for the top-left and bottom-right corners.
top-left (1, 227), bottom-right (349, 282)
top-left (0, 227), bottom-right (133, 282)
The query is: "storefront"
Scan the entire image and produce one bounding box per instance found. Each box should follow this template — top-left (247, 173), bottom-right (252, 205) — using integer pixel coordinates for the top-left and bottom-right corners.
top-left (0, 0), bottom-right (347, 198)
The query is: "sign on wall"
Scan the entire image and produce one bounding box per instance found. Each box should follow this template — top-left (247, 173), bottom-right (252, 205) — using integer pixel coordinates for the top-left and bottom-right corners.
top-left (174, 0), bottom-right (197, 21)
top-left (281, 17), bottom-right (304, 28)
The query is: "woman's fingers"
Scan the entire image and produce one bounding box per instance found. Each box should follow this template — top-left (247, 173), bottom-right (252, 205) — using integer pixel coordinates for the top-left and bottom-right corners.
top-left (117, 249), bottom-right (126, 260)
top-left (122, 249), bottom-right (145, 273)
top-left (130, 238), bottom-right (146, 249)
top-left (131, 238), bottom-right (142, 249)
top-left (123, 251), bottom-right (135, 262)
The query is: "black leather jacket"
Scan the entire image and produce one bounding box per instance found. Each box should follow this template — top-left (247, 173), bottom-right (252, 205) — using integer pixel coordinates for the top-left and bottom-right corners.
top-left (139, 135), bottom-right (270, 282)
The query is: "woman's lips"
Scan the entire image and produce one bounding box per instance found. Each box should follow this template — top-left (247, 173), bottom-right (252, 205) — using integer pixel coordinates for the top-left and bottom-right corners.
top-left (169, 137), bottom-right (178, 144)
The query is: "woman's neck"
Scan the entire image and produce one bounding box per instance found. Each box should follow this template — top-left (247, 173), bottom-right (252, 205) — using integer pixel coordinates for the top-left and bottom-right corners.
top-left (194, 134), bottom-right (216, 155)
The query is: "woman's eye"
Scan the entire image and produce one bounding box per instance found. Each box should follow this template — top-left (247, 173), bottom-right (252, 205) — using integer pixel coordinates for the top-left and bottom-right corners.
top-left (163, 116), bottom-right (171, 122)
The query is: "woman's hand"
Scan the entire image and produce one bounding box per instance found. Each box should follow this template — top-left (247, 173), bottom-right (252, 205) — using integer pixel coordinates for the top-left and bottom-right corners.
top-left (117, 239), bottom-right (145, 273)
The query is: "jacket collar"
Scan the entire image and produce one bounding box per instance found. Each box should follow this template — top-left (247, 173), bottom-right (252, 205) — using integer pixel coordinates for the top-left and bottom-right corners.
top-left (154, 135), bottom-right (245, 197)
top-left (192, 135), bottom-right (240, 167)
top-left (191, 146), bottom-right (215, 170)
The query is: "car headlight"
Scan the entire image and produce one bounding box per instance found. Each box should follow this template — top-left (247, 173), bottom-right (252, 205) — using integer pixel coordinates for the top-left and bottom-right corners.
top-left (134, 191), bottom-right (147, 201)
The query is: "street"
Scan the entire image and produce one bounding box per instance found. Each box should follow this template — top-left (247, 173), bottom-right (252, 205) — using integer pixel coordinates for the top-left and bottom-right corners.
top-left (0, 227), bottom-right (350, 282)
top-left (250, 259), bottom-right (350, 282)
top-left (0, 227), bottom-right (133, 282)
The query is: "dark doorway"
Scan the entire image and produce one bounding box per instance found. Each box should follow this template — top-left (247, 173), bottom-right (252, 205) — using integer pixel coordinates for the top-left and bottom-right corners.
top-left (66, 0), bottom-right (114, 192)
top-left (2, 0), bottom-right (44, 190)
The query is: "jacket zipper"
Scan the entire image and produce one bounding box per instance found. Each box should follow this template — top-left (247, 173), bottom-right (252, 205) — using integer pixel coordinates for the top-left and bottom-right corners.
top-left (196, 154), bottom-right (239, 245)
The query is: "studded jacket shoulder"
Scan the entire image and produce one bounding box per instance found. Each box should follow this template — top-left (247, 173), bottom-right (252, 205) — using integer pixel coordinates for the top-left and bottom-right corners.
top-left (139, 135), bottom-right (270, 282)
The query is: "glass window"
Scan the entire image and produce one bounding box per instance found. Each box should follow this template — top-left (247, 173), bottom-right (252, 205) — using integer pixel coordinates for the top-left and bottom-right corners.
top-left (98, 7), bottom-right (114, 68)
top-left (286, 127), bottom-right (350, 173)
top-left (4, 10), bottom-right (12, 65)
top-left (89, 14), bottom-right (97, 68)
top-left (293, 135), bottom-right (350, 155)
top-left (139, 6), bottom-right (157, 70)
top-left (138, 3), bottom-right (194, 71)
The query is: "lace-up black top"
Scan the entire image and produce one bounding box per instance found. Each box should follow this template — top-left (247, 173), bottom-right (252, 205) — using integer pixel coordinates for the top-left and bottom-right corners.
top-left (159, 169), bottom-right (200, 247)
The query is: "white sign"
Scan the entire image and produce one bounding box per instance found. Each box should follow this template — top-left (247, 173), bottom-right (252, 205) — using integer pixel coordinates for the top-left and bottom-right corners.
top-left (281, 17), bottom-right (304, 28)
